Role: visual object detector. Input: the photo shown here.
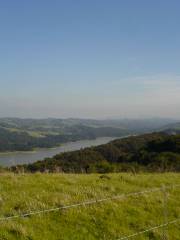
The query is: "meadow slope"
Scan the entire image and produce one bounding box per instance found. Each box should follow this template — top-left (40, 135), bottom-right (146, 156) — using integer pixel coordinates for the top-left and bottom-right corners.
top-left (0, 173), bottom-right (180, 240)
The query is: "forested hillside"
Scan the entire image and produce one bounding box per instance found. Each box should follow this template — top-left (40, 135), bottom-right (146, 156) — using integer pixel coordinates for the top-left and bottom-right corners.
top-left (14, 133), bottom-right (180, 173)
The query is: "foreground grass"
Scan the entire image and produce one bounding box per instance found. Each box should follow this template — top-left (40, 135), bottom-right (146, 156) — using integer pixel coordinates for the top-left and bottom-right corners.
top-left (0, 173), bottom-right (180, 240)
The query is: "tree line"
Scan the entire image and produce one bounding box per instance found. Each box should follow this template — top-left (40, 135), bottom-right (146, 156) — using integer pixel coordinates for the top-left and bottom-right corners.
top-left (11, 132), bottom-right (180, 173)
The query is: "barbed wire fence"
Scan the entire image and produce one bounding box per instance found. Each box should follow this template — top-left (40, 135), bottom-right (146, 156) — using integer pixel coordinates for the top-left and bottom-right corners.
top-left (0, 184), bottom-right (179, 239)
top-left (117, 218), bottom-right (180, 240)
top-left (118, 184), bottom-right (180, 240)
top-left (162, 184), bottom-right (168, 240)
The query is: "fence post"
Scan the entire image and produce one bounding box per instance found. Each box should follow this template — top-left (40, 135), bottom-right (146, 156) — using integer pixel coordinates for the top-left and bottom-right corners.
top-left (162, 184), bottom-right (168, 240)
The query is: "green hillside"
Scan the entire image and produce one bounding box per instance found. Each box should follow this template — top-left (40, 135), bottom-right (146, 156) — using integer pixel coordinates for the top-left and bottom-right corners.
top-left (0, 121), bottom-right (129, 152)
top-left (0, 173), bottom-right (180, 240)
top-left (18, 133), bottom-right (180, 173)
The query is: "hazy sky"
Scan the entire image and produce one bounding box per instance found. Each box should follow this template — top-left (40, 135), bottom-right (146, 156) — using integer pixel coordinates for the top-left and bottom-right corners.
top-left (1, 0), bottom-right (180, 119)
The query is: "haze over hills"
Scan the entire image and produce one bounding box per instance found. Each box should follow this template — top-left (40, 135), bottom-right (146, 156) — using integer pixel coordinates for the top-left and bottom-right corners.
top-left (0, 117), bottom-right (177, 133)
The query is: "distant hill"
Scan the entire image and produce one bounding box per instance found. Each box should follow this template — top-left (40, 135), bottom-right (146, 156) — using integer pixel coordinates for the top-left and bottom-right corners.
top-left (0, 126), bottom-right (129, 152)
top-left (0, 117), bottom-right (176, 132)
top-left (0, 118), bottom-right (177, 152)
top-left (13, 132), bottom-right (180, 173)
top-left (0, 117), bottom-right (178, 152)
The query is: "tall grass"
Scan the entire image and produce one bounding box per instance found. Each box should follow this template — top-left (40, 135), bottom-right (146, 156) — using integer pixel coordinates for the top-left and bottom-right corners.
top-left (0, 173), bottom-right (180, 239)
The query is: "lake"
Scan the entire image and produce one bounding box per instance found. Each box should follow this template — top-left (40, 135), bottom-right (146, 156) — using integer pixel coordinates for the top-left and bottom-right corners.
top-left (0, 137), bottom-right (118, 167)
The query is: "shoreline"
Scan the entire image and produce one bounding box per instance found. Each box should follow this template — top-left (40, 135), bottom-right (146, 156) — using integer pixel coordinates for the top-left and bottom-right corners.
top-left (0, 145), bottom-right (63, 156)
top-left (0, 135), bottom-right (128, 156)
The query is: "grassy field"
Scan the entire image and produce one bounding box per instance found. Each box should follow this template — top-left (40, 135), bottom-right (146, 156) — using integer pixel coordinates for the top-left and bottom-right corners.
top-left (0, 173), bottom-right (180, 240)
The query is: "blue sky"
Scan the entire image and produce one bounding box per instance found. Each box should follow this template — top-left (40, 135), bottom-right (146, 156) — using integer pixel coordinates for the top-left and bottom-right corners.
top-left (1, 0), bottom-right (180, 118)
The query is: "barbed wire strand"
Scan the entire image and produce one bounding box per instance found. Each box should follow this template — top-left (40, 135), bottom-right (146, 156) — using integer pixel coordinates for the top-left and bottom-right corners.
top-left (117, 218), bottom-right (180, 240)
top-left (0, 184), bottom-right (179, 222)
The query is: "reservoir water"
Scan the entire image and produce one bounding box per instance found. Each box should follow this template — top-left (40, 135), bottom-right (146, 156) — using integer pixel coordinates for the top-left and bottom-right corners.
top-left (0, 137), bottom-right (117, 167)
